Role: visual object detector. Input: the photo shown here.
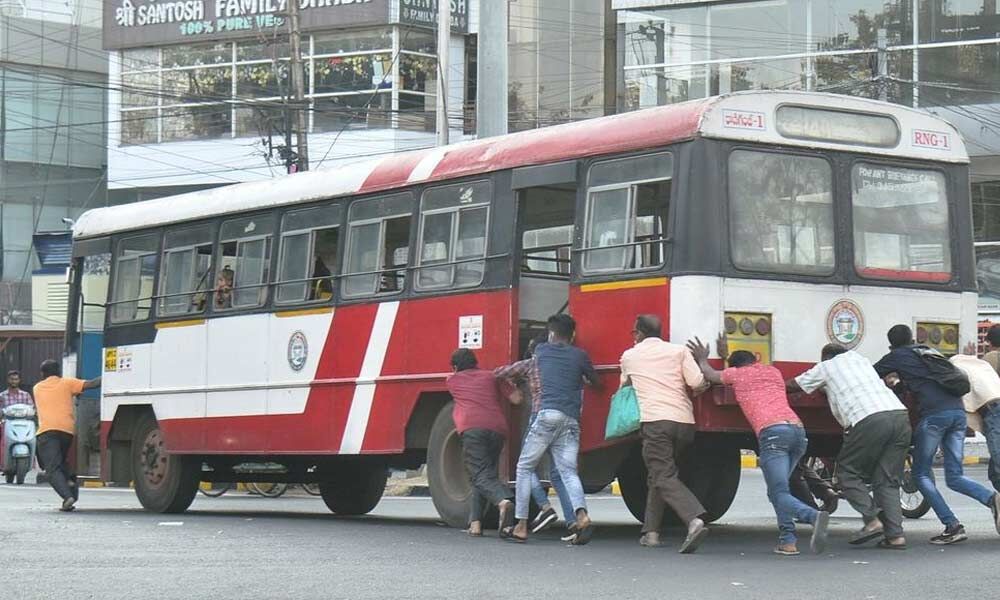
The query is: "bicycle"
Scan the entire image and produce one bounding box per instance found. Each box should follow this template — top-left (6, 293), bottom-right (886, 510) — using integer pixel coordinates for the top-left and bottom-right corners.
top-left (804, 450), bottom-right (930, 520)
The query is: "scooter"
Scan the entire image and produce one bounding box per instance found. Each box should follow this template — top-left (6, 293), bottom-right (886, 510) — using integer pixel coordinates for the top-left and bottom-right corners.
top-left (1, 403), bottom-right (37, 485)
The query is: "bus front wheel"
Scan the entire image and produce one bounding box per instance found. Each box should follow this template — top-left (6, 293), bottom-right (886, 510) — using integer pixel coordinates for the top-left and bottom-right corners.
top-left (616, 441), bottom-right (741, 525)
top-left (318, 462), bottom-right (388, 515)
top-left (131, 414), bottom-right (200, 513)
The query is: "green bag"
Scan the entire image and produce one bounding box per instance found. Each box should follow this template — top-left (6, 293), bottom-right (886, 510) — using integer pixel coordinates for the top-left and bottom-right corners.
top-left (604, 385), bottom-right (640, 440)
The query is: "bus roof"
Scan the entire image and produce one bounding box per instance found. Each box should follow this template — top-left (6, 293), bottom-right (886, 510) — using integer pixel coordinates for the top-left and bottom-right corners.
top-left (74, 91), bottom-right (969, 240)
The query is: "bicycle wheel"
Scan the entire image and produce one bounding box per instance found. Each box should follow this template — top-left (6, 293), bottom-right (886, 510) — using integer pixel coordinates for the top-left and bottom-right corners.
top-left (199, 482), bottom-right (232, 497)
top-left (302, 483), bottom-right (322, 496)
top-left (248, 482), bottom-right (288, 498)
top-left (901, 453), bottom-right (931, 519)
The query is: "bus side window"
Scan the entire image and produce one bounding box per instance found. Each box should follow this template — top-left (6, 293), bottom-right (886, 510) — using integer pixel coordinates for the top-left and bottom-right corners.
top-left (110, 233), bottom-right (160, 323)
top-left (583, 152), bottom-right (672, 274)
top-left (416, 180), bottom-right (491, 291)
top-left (276, 204), bottom-right (342, 304)
top-left (158, 225), bottom-right (213, 317)
top-left (343, 193), bottom-right (413, 298)
top-left (217, 215), bottom-right (275, 310)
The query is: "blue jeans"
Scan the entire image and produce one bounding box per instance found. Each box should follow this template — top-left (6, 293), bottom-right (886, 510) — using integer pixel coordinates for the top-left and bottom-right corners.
top-left (981, 403), bottom-right (1000, 493)
top-left (515, 409), bottom-right (586, 521)
top-left (526, 415), bottom-right (575, 526)
top-left (913, 409), bottom-right (996, 527)
top-left (757, 424), bottom-right (818, 545)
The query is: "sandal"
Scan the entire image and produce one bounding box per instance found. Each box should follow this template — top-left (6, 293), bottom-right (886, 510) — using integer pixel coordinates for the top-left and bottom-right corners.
top-left (849, 527), bottom-right (885, 545)
top-left (500, 526), bottom-right (527, 543)
top-left (877, 539), bottom-right (906, 550)
top-left (498, 501), bottom-right (515, 536)
top-left (571, 523), bottom-right (595, 545)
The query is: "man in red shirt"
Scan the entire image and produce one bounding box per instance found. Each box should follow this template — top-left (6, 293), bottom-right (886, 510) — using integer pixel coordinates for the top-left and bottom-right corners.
top-left (446, 348), bottom-right (515, 536)
top-left (688, 336), bottom-right (829, 556)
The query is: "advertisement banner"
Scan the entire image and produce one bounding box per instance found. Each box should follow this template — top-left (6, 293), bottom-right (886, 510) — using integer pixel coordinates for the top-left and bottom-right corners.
top-left (103, 0), bottom-right (391, 49)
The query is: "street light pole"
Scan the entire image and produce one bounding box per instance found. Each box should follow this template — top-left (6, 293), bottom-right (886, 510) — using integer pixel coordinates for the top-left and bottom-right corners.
top-left (436, 0), bottom-right (450, 146)
top-left (288, 0), bottom-right (309, 171)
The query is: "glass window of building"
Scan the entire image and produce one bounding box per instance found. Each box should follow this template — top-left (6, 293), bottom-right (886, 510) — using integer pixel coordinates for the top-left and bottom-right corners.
top-left (119, 26), bottom-right (438, 145)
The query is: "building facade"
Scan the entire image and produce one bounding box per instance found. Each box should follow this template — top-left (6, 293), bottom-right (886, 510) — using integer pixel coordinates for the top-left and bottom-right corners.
top-left (103, 0), bottom-right (476, 203)
top-left (0, 0), bottom-right (107, 325)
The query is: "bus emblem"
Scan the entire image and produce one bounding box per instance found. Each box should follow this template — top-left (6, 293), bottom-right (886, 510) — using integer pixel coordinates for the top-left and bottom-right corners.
top-left (826, 300), bottom-right (864, 349)
top-left (287, 331), bottom-right (309, 372)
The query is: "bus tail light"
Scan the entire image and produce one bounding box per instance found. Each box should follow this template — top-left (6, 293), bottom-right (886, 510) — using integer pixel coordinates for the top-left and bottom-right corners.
top-left (916, 321), bottom-right (959, 356)
top-left (724, 312), bottom-right (772, 364)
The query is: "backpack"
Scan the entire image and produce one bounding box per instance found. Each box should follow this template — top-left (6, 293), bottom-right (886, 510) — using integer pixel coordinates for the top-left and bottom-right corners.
top-left (911, 345), bottom-right (971, 397)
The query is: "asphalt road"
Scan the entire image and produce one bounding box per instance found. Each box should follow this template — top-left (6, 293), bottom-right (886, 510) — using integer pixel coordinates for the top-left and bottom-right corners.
top-left (2, 468), bottom-right (1000, 600)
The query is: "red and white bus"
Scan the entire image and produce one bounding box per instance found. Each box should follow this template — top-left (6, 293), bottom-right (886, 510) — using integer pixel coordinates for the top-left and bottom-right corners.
top-left (66, 91), bottom-right (976, 524)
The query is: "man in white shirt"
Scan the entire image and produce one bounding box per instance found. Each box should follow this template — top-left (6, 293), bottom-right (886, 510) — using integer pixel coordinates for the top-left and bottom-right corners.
top-left (950, 344), bottom-right (1000, 494)
top-left (787, 343), bottom-right (910, 549)
top-left (620, 314), bottom-right (709, 554)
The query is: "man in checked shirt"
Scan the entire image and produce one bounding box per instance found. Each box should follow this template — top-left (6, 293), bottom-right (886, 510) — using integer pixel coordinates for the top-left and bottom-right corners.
top-left (0, 370), bottom-right (33, 411)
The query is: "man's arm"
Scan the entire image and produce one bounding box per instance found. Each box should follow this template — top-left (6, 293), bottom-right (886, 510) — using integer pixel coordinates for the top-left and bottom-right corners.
top-left (686, 336), bottom-right (723, 385)
top-left (494, 359), bottom-right (531, 382)
top-left (872, 353), bottom-right (895, 378)
top-left (680, 349), bottom-right (707, 390)
top-left (581, 354), bottom-right (600, 389)
top-left (83, 376), bottom-right (102, 391)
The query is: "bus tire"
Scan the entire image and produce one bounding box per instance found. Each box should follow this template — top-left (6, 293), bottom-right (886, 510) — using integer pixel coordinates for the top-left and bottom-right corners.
top-left (319, 462), bottom-right (388, 515)
top-left (131, 414), bottom-right (199, 514)
top-left (427, 402), bottom-right (473, 528)
top-left (616, 441), bottom-right (741, 525)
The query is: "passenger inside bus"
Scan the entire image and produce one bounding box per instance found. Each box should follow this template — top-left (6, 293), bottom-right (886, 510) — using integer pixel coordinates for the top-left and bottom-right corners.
top-left (214, 265), bottom-right (234, 309)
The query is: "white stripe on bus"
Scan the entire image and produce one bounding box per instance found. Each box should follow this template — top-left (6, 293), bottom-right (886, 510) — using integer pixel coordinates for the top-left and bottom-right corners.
top-left (407, 148), bottom-right (447, 183)
top-left (339, 301), bottom-right (401, 454)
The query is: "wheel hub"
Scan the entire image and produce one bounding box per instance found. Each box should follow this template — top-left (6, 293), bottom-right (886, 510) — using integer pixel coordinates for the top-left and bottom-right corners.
top-left (141, 429), bottom-right (169, 487)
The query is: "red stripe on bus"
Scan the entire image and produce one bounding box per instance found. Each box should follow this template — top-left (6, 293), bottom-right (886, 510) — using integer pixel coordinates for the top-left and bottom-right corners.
top-left (857, 268), bottom-right (951, 282)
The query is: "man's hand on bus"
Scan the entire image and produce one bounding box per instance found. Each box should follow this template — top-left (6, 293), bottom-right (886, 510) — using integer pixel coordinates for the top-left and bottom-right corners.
top-left (686, 336), bottom-right (723, 385)
top-left (82, 376), bottom-right (101, 391)
top-left (716, 334), bottom-right (729, 361)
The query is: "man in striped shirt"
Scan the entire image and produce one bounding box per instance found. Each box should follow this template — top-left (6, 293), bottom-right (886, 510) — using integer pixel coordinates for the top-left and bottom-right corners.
top-left (0, 370), bottom-right (33, 410)
top-left (788, 344), bottom-right (911, 549)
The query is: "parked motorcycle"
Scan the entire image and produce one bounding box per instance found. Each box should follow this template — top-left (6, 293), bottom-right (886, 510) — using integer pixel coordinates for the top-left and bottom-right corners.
top-left (1, 403), bottom-right (37, 485)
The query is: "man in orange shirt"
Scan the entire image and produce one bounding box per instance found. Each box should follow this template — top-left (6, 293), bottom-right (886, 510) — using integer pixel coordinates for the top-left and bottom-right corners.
top-left (33, 359), bottom-right (101, 511)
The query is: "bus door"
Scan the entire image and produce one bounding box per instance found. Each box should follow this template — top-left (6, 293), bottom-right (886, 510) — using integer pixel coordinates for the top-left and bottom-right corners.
top-left (568, 152), bottom-right (674, 450)
top-left (66, 237), bottom-right (112, 477)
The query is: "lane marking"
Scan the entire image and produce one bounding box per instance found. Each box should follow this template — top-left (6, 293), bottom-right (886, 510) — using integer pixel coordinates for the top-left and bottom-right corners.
top-left (339, 301), bottom-right (400, 454)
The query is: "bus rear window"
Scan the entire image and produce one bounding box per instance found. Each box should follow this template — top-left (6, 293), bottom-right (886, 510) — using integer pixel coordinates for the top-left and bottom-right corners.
top-left (728, 150), bottom-right (834, 276)
top-left (852, 164), bottom-right (951, 282)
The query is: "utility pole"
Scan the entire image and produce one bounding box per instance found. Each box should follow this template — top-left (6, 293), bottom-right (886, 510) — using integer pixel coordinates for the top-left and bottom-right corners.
top-left (476, 0), bottom-right (507, 138)
top-left (288, 0), bottom-right (309, 171)
top-left (436, 0), bottom-right (450, 146)
top-left (876, 28), bottom-right (888, 103)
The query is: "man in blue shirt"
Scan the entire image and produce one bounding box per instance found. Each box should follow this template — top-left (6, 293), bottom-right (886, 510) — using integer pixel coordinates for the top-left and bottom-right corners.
top-left (495, 314), bottom-right (599, 544)
top-left (874, 324), bottom-right (1000, 545)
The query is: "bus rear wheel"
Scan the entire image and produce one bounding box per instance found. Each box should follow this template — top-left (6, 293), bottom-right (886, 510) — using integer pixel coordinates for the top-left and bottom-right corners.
top-left (426, 402), bottom-right (472, 528)
top-left (616, 441), bottom-right (741, 525)
top-left (131, 414), bottom-right (199, 514)
top-left (318, 462), bottom-right (388, 516)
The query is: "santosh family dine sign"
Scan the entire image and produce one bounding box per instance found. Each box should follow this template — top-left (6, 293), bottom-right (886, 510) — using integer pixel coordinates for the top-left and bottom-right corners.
top-left (104, 0), bottom-right (468, 49)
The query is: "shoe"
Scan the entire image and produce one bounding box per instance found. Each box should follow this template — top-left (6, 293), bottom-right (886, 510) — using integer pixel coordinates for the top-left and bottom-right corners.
top-left (820, 495), bottom-right (839, 515)
top-left (531, 507), bottom-right (558, 534)
top-left (560, 523), bottom-right (578, 543)
top-left (679, 519), bottom-right (708, 554)
top-left (991, 494), bottom-right (1000, 535)
top-left (848, 524), bottom-right (884, 545)
top-left (59, 497), bottom-right (76, 512)
top-left (773, 545), bottom-right (799, 556)
top-left (810, 511), bottom-right (830, 554)
top-left (639, 532), bottom-right (662, 547)
top-left (930, 524), bottom-right (968, 545)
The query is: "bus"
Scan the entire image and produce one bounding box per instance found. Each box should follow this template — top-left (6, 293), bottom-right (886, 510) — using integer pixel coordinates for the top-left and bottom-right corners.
top-left (65, 91), bottom-right (976, 524)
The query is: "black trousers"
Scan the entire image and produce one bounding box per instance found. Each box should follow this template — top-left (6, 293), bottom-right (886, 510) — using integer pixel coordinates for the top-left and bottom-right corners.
top-left (462, 428), bottom-right (513, 524)
top-left (835, 410), bottom-right (912, 539)
top-left (37, 431), bottom-right (77, 501)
